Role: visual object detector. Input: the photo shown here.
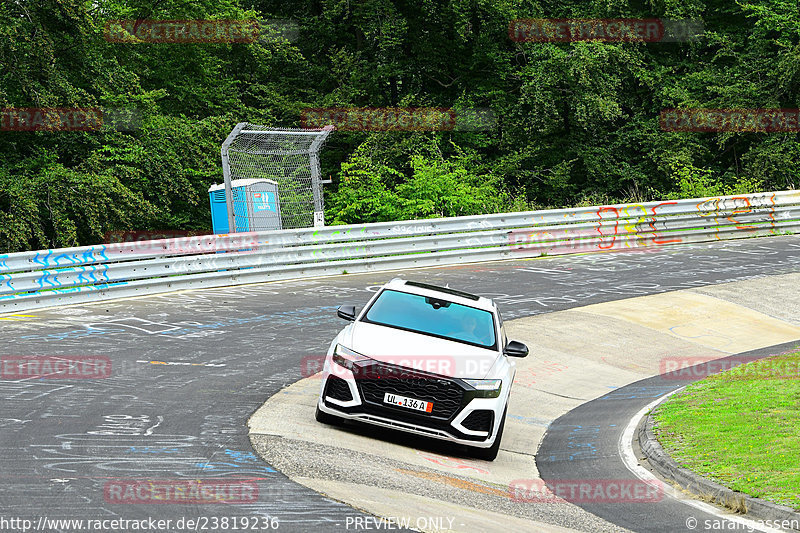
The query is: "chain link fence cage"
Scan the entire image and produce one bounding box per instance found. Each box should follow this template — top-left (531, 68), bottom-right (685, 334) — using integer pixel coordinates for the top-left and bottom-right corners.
top-left (220, 123), bottom-right (333, 231)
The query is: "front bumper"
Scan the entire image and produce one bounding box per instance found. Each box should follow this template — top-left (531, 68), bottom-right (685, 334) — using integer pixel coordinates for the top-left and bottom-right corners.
top-left (318, 360), bottom-right (506, 448)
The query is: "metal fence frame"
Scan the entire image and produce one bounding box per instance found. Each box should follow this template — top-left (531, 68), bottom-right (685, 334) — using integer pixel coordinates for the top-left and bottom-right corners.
top-left (2, 190), bottom-right (799, 314)
top-left (220, 124), bottom-right (333, 231)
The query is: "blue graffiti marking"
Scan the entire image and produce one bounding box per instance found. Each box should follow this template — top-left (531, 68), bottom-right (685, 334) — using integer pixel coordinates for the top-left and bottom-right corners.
top-left (21, 245), bottom-right (113, 295)
top-left (193, 462), bottom-right (276, 474)
top-left (193, 449), bottom-right (276, 474)
top-left (41, 269), bottom-right (66, 289)
top-left (57, 252), bottom-right (79, 266)
top-left (33, 249), bottom-right (89, 268)
top-left (81, 246), bottom-right (108, 265)
top-left (1, 280), bottom-right (130, 304)
top-left (223, 449), bottom-right (260, 463)
top-left (100, 264), bottom-right (110, 282)
top-left (76, 266), bottom-right (91, 286)
top-left (45, 252), bottom-right (80, 268)
top-left (87, 265), bottom-right (98, 284)
top-left (33, 250), bottom-right (51, 268)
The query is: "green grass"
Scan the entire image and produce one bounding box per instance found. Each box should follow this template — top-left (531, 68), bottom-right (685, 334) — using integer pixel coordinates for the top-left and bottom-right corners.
top-left (653, 350), bottom-right (800, 510)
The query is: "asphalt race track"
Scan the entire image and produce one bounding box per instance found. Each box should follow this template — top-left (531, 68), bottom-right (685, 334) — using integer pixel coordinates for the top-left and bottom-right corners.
top-left (2, 235), bottom-right (800, 532)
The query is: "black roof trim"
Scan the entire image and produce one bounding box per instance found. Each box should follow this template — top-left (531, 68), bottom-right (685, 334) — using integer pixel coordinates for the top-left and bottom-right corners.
top-left (403, 281), bottom-right (481, 301)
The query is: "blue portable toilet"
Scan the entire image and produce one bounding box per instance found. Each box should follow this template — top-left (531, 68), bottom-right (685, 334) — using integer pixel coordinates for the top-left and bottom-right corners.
top-left (208, 179), bottom-right (282, 234)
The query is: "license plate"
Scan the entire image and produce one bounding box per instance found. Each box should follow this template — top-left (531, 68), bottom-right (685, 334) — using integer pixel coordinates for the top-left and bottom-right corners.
top-left (384, 393), bottom-right (433, 413)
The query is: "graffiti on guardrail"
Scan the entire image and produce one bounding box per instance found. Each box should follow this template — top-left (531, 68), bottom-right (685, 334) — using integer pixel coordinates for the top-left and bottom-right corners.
top-left (1, 191), bottom-right (798, 313)
top-left (32, 247), bottom-right (109, 268)
top-left (105, 231), bottom-right (262, 256)
top-left (510, 201), bottom-right (686, 253)
top-left (509, 194), bottom-right (788, 253)
top-left (695, 193), bottom-right (779, 233)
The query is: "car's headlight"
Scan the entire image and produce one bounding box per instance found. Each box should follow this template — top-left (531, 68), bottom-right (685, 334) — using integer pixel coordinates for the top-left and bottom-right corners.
top-left (332, 344), bottom-right (369, 371)
top-left (464, 379), bottom-right (502, 398)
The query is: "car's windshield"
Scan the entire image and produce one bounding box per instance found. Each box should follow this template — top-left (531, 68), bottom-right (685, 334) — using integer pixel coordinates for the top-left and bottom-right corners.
top-left (364, 289), bottom-right (496, 348)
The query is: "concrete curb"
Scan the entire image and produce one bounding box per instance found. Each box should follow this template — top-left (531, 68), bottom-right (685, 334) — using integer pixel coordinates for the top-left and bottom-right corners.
top-left (638, 407), bottom-right (800, 529)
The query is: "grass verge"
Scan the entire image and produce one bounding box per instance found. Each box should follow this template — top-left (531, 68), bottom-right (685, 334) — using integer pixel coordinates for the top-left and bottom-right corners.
top-left (653, 349), bottom-right (800, 510)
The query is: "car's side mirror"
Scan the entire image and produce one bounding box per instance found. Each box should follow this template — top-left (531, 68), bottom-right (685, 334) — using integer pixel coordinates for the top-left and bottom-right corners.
top-left (504, 340), bottom-right (529, 358)
top-left (337, 305), bottom-right (357, 321)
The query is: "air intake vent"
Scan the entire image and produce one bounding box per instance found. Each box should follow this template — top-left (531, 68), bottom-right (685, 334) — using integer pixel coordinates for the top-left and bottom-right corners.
top-left (461, 410), bottom-right (493, 433)
top-left (324, 375), bottom-right (353, 402)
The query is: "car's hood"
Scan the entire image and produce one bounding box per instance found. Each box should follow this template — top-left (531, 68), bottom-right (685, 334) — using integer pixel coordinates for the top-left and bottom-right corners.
top-left (341, 321), bottom-right (498, 379)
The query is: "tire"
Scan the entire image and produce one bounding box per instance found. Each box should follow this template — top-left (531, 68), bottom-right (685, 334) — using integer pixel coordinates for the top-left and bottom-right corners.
top-left (315, 404), bottom-right (344, 426)
top-left (471, 407), bottom-right (506, 461)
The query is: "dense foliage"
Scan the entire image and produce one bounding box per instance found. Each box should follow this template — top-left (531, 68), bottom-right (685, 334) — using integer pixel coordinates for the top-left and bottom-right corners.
top-left (1, 0), bottom-right (798, 251)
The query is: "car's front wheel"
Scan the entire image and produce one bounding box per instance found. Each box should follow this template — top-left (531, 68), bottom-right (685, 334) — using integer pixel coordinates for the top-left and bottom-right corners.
top-left (315, 404), bottom-right (344, 426)
top-left (471, 407), bottom-right (506, 461)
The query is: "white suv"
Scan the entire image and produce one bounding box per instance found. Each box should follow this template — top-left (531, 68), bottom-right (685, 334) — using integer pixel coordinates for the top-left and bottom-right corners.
top-left (315, 279), bottom-right (528, 460)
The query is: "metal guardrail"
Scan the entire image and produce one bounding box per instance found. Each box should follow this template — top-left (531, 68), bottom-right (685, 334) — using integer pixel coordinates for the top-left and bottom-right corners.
top-left (1, 190), bottom-right (799, 313)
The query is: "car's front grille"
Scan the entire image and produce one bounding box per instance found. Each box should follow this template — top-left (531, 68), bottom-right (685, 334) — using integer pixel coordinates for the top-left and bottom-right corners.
top-left (461, 410), bottom-right (493, 433)
top-left (355, 362), bottom-right (464, 419)
top-left (324, 375), bottom-right (353, 402)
